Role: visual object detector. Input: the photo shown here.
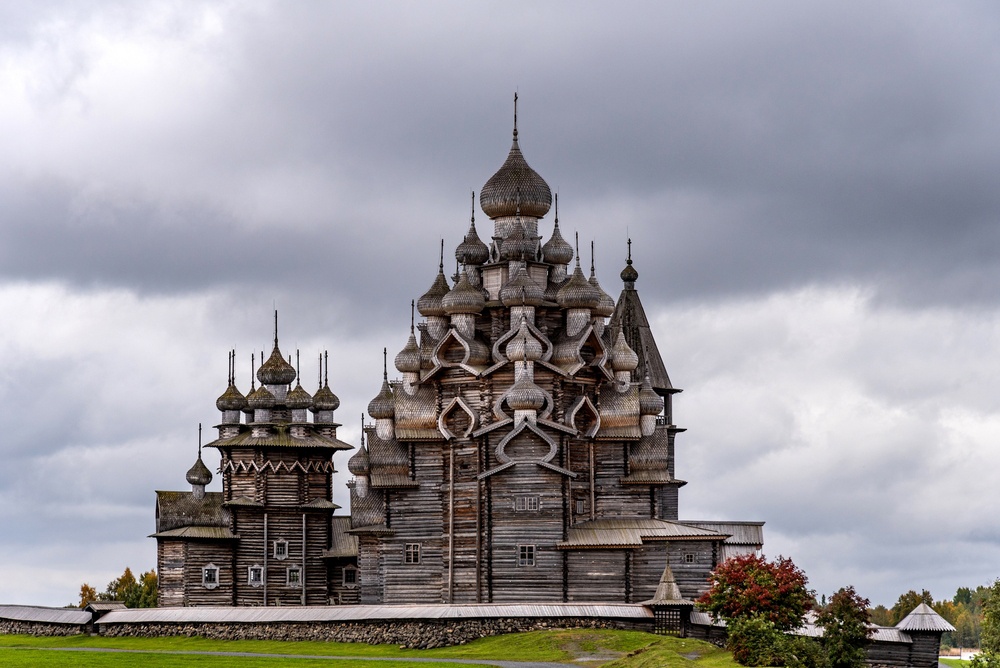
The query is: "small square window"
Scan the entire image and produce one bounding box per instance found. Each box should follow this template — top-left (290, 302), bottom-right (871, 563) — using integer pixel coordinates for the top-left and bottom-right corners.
top-left (404, 543), bottom-right (421, 564)
top-left (515, 496), bottom-right (539, 511)
top-left (248, 565), bottom-right (264, 587)
top-left (202, 564), bottom-right (219, 590)
top-left (518, 544), bottom-right (535, 567)
top-left (343, 566), bottom-right (358, 588)
top-left (576, 499), bottom-right (587, 515)
top-left (287, 567), bottom-right (301, 587)
top-left (274, 539), bottom-right (288, 560)
top-left (684, 553), bottom-right (694, 564)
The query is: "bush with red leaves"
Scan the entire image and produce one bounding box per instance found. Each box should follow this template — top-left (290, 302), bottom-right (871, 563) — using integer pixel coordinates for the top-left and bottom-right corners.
top-left (697, 554), bottom-right (813, 632)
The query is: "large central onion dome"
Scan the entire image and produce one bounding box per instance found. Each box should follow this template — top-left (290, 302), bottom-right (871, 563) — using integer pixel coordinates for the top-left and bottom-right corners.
top-left (480, 97), bottom-right (551, 219)
top-left (258, 346), bottom-right (296, 386)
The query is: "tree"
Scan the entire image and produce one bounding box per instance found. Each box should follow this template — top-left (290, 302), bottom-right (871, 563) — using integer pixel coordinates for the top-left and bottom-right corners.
top-left (816, 586), bottom-right (873, 668)
top-left (698, 554), bottom-right (813, 631)
top-left (971, 581), bottom-right (1000, 668)
top-left (78, 583), bottom-right (98, 608)
top-left (868, 605), bottom-right (893, 627)
top-left (890, 589), bottom-right (933, 625)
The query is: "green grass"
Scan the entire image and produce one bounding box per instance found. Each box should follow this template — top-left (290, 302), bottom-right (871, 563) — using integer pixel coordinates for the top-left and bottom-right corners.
top-left (941, 659), bottom-right (972, 668)
top-left (0, 629), bottom-right (741, 667)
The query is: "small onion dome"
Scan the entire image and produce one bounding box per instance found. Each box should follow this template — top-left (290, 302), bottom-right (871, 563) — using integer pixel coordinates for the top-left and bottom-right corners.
top-left (417, 267), bottom-right (450, 317)
top-left (500, 265), bottom-right (544, 307)
top-left (557, 263), bottom-right (601, 310)
top-left (499, 223), bottom-right (535, 262)
top-left (311, 383), bottom-right (341, 412)
top-left (542, 220), bottom-right (574, 266)
top-left (186, 456), bottom-right (213, 486)
top-left (639, 374), bottom-right (664, 416)
top-left (589, 271), bottom-right (616, 318)
top-left (367, 378), bottom-right (395, 420)
top-left (610, 331), bottom-right (640, 373)
top-left (621, 256), bottom-right (639, 284)
top-left (257, 346), bottom-right (297, 385)
top-left (286, 382), bottom-right (313, 410)
top-left (456, 220), bottom-right (490, 266)
top-left (216, 383), bottom-right (247, 412)
top-left (347, 442), bottom-right (370, 476)
top-left (480, 134), bottom-right (552, 219)
top-left (505, 317), bottom-right (544, 362)
top-left (247, 384), bottom-right (276, 409)
top-left (394, 332), bottom-right (421, 374)
top-left (506, 376), bottom-right (546, 411)
top-left (442, 269), bottom-right (485, 315)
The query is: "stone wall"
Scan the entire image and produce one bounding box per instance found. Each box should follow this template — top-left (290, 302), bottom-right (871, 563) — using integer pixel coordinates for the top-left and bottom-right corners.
top-left (102, 617), bottom-right (649, 649)
top-left (0, 620), bottom-right (84, 636)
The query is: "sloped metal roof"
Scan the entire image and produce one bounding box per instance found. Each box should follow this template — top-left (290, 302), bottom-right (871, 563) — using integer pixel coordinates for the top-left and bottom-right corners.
top-left (558, 518), bottom-right (726, 549)
top-left (205, 426), bottom-right (351, 451)
top-left (322, 517), bottom-right (359, 558)
top-left (85, 602), bottom-right (126, 612)
top-left (151, 526), bottom-right (238, 540)
top-left (681, 521), bottom-right (764, 546)
top-left (0, 605), bottom-right (91, 625)
top-left (97, 603), bottom-right (652, 626)
top-left (896, 603), bottom-right (955, 632)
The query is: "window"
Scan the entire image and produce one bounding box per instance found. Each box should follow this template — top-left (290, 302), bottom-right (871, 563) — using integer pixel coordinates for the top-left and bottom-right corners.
top-left (286, 567), bottom-right (301, 587)
top-left (342, 565), bottom-right (358, 588)
top-left (202, 564), bottom-right (219, 590)
top-left (518, 544), bottom-right (535, 567)
top-left (273, 539), bottom-right (288, 560)
top-left (515, 496), bottom-right (539, 511)
top-left (404, 543), bottom-right (421, 564)
top-left (684, 553), bottom-right (694, 564)
top-left (576, 499), bottom-right (587, 515)
top-left (248, 565), bottom-right (264, 587)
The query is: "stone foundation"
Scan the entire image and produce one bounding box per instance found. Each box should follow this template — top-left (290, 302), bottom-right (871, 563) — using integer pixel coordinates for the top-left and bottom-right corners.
top-left (0, 620), bottom-right (84, 636)
top-left (102, 617), bottom-right (646, 649)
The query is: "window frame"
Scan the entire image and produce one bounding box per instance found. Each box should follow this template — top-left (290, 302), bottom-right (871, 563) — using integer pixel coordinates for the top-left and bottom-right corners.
top-left (515, 495), bottom-right (540, 512)
top-left (342, 565), bottom-right (358, 589)
top-left (404, 543), bottom-right (421, 564)
top-left (273, 539), bottom-right (289, 561)
top-left (517, 544), bottom-right (536, 567)
top-left (202, 563), bottom-right (219, 590)
top-left (248, 565), bottom-right (264, 587)
top-left (286, 566), bottom-right (301, 588)
top-left (684, 553), bottom-right (695, 564)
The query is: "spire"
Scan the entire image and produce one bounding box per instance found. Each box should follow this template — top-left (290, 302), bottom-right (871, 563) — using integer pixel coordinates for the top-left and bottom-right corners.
top-left (513, 91), bottom-right (518, 142)
top-left (621, 237), bottom-right (639, 286)
top-left (383, 346), bottom-right (388, 380)
top-left (250, 352), bottom-right (256, 391)
top-left (273, 309), bottom-right (278, 348)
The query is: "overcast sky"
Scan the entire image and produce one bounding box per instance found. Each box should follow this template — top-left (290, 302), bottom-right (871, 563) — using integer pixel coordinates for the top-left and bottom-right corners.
top-left (2, 0), bottom-right (999, 609)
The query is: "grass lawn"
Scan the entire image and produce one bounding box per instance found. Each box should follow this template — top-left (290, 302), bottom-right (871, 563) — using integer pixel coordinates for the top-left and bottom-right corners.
top-left (941, 659), bottom-right (971, 668)
top-left (0, 629), bottom-right (741, 667)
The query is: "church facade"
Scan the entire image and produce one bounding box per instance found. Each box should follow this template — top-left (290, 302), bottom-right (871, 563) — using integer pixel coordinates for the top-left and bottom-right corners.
top-left (153, 107), bottom-right (763, 607)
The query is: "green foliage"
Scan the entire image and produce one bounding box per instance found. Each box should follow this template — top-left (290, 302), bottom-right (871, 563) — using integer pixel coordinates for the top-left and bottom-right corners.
top-left (724, 616), bottom-right (827, 668)
top-left (982, 580), bottom-right (1000, 655)
top-left (868, 605), bottom-right (893, 627)
top-left (816, 586), bottom-right (872, 668)
top-left (890, 589), bottom-right (933, 625)
top-left (698, 554), bottom-right (812, 632)
top-left (87, 567), bottom-right (157, 608)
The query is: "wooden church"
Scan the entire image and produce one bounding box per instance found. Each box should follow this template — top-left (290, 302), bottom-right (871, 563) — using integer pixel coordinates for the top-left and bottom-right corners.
top-left (153, 103), bottom-right (763, 607)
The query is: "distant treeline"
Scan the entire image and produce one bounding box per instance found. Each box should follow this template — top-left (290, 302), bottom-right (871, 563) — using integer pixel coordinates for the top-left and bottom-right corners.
top-left (77, 567), bottom-right (157, 609)
top-left (865, 585), bottom-right (988, 649)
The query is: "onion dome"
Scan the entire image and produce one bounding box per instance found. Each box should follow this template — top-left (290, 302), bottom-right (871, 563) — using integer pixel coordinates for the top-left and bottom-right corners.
top-left (368, 350), bottom-right (395, 420)
top-left (216, 383), bottom-right (247, 412)
top-left (247, 384), bottom-right (276, 409)
top-left (557, 261), bottom-right (601, 310)
top-left (186, 455), bottom-right (213, 486)
top-left (542, 198), bottom-right (574, 265)
top-left (417, 260), bottom-right (450, 318)
top-left (499, 220), bottom-right (536, 261)
top-left (395, 331), bottom-right (421, 373)
top-left (311, 383), bottom-right (340, 412)
top-left (506, 376), bottom-right (546, 411)
top-left (442, 269), bottom-right (485, 315)
top-left (621, 238), bottom-right (639, 285)
top-left (589, 254), bottom-right (616, 318)
top-left (610, 330), bottom-right (640, 373)
top-left (500, 265), bottom-right (544, 307)
top-left (480, 98), bottom-right (552, 219)
top-left (348, 441), bottom-right (370, 476)
top-left (258, 345), bottom-right (296, 386)
top-left (456, 202), bottom-right (490, 266)
top-left (639, 373), bottom-right (664, 416)
top-left (505, 317), bottom-right (544, 362)
top-left (286, 382), bottom-right (313, 410)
